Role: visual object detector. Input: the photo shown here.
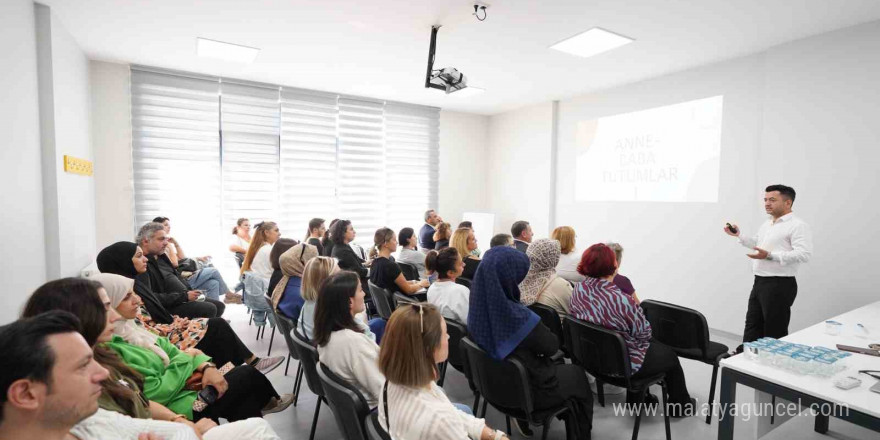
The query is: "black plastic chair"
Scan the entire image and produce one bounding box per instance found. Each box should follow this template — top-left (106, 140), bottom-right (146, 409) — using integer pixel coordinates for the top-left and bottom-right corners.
top-left (437, 318), bottom-right (467, 387)
top-left (393, 292), bottom-right (416, 307)
top-left (455, 277), bottom-right (472, 289)
top-left (461, 337), bottom-right (573, 440)
top-left (367, 281), bottom-right (396, 320)
top-left (396, 261), bottom-right (419, 281)
top-left (563, 316), bottom-right (671, 440)
top-left (528, 303), bottom-right (566, 356)
top-left (273, 312), bottom-right (304, 405)
top-left (640, 299), bottom-right (731, 424)
top-left (319, 363), bottom-right (370, 440)
top-left (262, 296), bottom-right (277, 355)
top-left (364, 412), bottom-right (391, 440)
top-left (292, 329), bottom-right (326, 440)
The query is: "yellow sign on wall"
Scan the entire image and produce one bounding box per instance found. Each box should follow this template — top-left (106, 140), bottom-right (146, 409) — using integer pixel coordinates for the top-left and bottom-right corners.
top-left (63, 155), bottom-right (93, 176)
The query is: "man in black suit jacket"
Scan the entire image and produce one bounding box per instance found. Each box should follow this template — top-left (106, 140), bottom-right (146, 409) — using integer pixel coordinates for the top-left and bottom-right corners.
top-left (419, 209), bottom-right (442, 252)
top-left (511, 220), bottom-right (533, 253)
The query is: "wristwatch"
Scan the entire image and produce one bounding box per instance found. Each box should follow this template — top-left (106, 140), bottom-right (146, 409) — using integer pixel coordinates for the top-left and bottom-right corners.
top-left (200, 362), bottom-right (217, 372)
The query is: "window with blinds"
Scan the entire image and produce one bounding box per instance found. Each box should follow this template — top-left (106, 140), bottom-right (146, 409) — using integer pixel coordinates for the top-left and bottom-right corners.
top-left (130, 67), bottom-right (439, 256)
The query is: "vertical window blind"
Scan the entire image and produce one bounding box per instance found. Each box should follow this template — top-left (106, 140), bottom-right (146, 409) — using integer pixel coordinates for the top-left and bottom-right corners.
top-left (131, 66), bottom-right (439, 256)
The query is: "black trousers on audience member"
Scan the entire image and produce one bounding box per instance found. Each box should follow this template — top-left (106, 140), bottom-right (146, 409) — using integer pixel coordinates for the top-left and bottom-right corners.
top-left (742, 276), bottom-right (798, 344)
top-left (628, 340), bottom-right (691, 405)
top-left (193, 364), bottom-right (279, 423)
top-left (194, 318), bottom-right (254, 366)
top-left (534, 364), bottom-right (593, 440)
top-left (169, 298), bottom-right (226, 319)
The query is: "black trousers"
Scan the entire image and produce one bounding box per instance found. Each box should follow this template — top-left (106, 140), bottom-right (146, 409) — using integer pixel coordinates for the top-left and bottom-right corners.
top-left (533, 364), bottom-right (593, 440)
top-left (628, 340), bottom-right (691, 404)
top-left (194, 318), bottom-right (254, 366)
top-left (169, 298), bottom-right (226, 319)
top-left (742, 276), bottom-right (798, 344)
top-left (193, 364), bottom-right (279, 422)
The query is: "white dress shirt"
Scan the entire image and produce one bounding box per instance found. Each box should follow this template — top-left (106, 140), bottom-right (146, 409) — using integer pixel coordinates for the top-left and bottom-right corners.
top-left (738, 212), bottom-right (812, 277)
top-left (556, 250), bottom-right (586, 283)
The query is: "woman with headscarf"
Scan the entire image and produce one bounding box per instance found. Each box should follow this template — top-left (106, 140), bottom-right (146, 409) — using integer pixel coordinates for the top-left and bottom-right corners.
top-left (96, 242), bottom-right (285, 374)
top-left (467, 246), bottom-right (592, 440)
top-left (519, 238), bottom-right (574, 318)
top-left (271, 242), bottom-right (319, 320)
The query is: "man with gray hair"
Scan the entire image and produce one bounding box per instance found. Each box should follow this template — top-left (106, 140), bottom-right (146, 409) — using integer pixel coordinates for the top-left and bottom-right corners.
top-left (137, 222), bottom-right (224, 319)
top-left (419, 209), bottom-right (443, 252)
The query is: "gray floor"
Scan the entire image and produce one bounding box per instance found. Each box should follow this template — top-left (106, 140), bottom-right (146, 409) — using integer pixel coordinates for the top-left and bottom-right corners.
top-left (225, 304), bottom-right (874, 440)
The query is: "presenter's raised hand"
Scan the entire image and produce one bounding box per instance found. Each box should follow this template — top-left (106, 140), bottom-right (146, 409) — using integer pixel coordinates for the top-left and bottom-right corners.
top-left (724, 223), bottom-right (740, 237)
top-left (747, 247), bottom-right (770, 260)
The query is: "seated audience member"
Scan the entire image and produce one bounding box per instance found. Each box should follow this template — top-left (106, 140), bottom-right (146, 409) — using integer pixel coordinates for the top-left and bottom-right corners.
top-left (519, 238), bottom-right (573, 318)
top-left (511, 220), bottom-right (533, 253)
top-left (267, 238), bottom-right (299, 299)
top-left (241, 221), bottom-right (281, 281)
top-left (552, 226), bottom-right (585, 283)
top-left (489, 233), bottom-right (514, 249)
top-left (433, 222), bottom-right (452, 249)
top-left (321, 218), bottom-right (340, 257)
top-left (153, 216), bottom-right (211, 269)
top-left (271, 242), bottom-right (319, 321)
top-left (570, 244), bottom-right (694, 414)
top-left (450, 228), bottom-right (481, 280)
top-left (22, 278), bottom-right (293, 423)
top-left (330, 219), bottom-right (369, 288)
top-left (305, 218), bottom-right (326, 256)
top-left (419, 209), bottom-right (442, 252)
top-left (378, 303), bottom-right (509, 440)
top-left (229, 218), bottom-right (252, 260)
top-left (396, 227), bottom-right (428, 279)
top-left (457, 221), bottom-right (482, 257)
top-left (426, 248), bottom-right (470, 323)
top-left (423, 250), bottom-right (440, 284)
top-left (137, 222), bottom-right (225, 319)
top-left (606, 242), bottom-right (640, 303)
top-left (90, 273), bottom-right (283, 374)
top-left (297, 257), bottom-right (339, 340)
top-left (468, 246), bottom-right (593, 439)
top-left (369, 228), bottom-right (430, 296)
top-left (314, 272), bottom-right (385, 407)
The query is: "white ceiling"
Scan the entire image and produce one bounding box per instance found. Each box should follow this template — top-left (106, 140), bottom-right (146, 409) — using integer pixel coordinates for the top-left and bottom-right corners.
top-left (43, 0), bottom-right (880, 115)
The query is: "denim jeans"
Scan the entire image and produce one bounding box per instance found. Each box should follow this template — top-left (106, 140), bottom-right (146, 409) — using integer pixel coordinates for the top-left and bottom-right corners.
top-left (451, 403), bottom-right (472, 415)
top-left (188, 267), bottom-right (230, 301)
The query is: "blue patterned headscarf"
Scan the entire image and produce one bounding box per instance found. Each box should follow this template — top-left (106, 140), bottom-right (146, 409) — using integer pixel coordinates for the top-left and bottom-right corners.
top-left (467, 246), bottom-right (540, 360)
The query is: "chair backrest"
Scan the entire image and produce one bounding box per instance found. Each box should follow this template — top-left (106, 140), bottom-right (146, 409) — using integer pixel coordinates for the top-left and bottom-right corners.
top-left (460, 337), bottom-right (533, 418)
top-left (273, 311), bottom-right (300, 361)
top-left (292, 329), bottom-right (324, 397)
top-left (367, 281), bottom-right (395, 320)
top-left (445, 318), bottom-right (468, 371)
top-left (455, 277), bottom-right (472, 289)
top-left (528, 303), bottom-right (565, 351)
top-left (562, 315), bottom-right (632, 384)
top-left (640, 299), bottom-right (709, 356)
top-left (396, 261), bottom-right (419, 281)
top-left (234, 252), bottom-right (245, 268)
top-left (319, 363), bottom-right (369, 440)
top-left (364, 412), bottom-right (391, 440)
top-left (393, 292), bottom-right (415, 307)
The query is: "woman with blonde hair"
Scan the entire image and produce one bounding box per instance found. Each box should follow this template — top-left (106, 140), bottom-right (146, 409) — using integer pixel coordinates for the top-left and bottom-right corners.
top-left (450, 227), bottom-right (481, 280)
top-left (296, 256), bottom-right (338, 340)
top-left (433, 222), bottom-right (452, 249)
top-left (552, 226), bottom-right (585, 283)
top-left (378, 303), bottom-right (509, 440)
top-left (241, 221), bottom-right (281, 280)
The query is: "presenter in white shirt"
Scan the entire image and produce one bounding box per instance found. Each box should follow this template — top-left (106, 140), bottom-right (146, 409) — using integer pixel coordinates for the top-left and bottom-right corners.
top-left (724, 185), bottom-right (813, 350)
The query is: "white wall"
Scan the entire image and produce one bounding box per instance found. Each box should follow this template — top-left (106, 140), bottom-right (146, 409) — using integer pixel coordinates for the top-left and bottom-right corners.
top-left (490, 20), bottom-right (880, 335)
top-left (91, 61), bottom-right (134, 248)
top-left (35, 3), bottom-right (96, 278)
top-left (487, 102), bottom-right (555, 237)
top-left (438, 110), bottom-right (489, 226)
top-left (0, 0), bottom-right (47, 323)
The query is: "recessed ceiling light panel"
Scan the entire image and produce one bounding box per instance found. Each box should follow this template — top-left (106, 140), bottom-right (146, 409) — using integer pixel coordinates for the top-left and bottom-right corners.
top-left (197, 37), bottom-right (260, 63)
top-left (550, 27), bottom-right (633, 58)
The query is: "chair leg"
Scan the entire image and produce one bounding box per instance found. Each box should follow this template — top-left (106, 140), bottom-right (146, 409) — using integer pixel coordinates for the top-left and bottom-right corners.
top-left (479, 399), bottom-right (488, 418)
top-left (308, 398), bottom-right (321, 440)
top-left (505, 416), bottom-right (511, 436)
top-left (660, 381), bottom-right (671, 440)
top-left (631, 386), bottom-right (648, 440)
top-left (472, 394), bottom-right (480, 415)
top-left (285, 354), bottom-right (291, 375)
top-left (437, 361), bottom-right (448, 387)
top-left (293, 363), bottom-right (304, 406)
top-left (597, 379), bottom-right (606, 407)
top-left (541, 420), bottom-right (552, 440)
top-left (707, 362), bottom-right (720, 424)
top-left (267, 326), bottom-right (276, 356)
top-left (248, 309), bottom-right (253, 326)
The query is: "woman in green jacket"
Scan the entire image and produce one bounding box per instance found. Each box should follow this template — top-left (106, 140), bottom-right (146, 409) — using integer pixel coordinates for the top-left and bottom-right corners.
top-left (22, 277), bottom-right (293, 423)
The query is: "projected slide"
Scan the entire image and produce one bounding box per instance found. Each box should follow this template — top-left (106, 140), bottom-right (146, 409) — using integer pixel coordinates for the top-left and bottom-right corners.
top-left (575, 96), bottom-right (723, 202)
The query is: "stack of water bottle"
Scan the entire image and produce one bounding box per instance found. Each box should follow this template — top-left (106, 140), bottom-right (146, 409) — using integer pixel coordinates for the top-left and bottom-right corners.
top-left (742, 337), bottom-right (852, 376)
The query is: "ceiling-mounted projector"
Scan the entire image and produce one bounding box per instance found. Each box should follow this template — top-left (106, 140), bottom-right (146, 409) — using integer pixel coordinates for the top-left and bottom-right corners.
top-left (425, 26), bottom-right (468, 94)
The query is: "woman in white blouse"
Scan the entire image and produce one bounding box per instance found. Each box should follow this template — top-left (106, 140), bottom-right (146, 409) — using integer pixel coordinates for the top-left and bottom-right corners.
top-left (314, 271), bottom-right (385, 407)
top-left (425, 247), bottom-right (470, 323)
top-left (378, 303), bottom-right (509, 440)
top-left (241, 221), bottom-right (280, 280)
top-left (552, 226), bottom-right (585, 283)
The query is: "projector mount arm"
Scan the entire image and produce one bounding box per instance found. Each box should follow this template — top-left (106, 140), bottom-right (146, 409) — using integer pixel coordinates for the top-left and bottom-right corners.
top-left (424, 25), bottom-right (447, 91)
